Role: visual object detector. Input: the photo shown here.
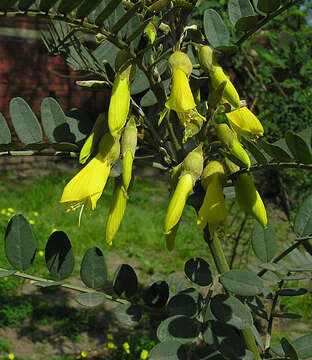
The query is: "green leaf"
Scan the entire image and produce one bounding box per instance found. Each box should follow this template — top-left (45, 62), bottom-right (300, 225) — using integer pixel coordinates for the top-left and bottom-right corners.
top-left (157, 315), bottom-right (201, 344)
top-left (76, 0), bottom-right (103, 18)
top-left (203, 9), bottom-right (230, 48)
top-left (251, 222), bottom-right (277, 263)
top-left (285, 130), bottom-right (312, 164)
top-left (113, 264), bottom-right (138, 298)
top-left (95, 0), bottom-right (123, 26)
top-left (255, 0), bottom-right (281, 13)
top-left (273, 312), bottom-right (301, 319)
top-left (144, 281), bottom-right (169, 308)
top-left (210, 294), bottom-right (253, 330)
top-left (293, 334), bottom-right (312, 359)
top-left (39, 0), bottom-right (58, 12)
top-left (114, 304), bottom-right (141, 326)
top-left (0, 112), bottom-right (11, 144)
top-left (18, 0), bottom-right (36, 10)
top-left (58, 0), bottom-right (84, 14)
top-left (184, 257), bottom-right (213, 286)
top-left (235, 15), bottom-right (260, 31)
top-left (276, 288), bottom-right (308, 296)
top-left (4, 215), bottom-right (36, 271)
top-left (131, 68), bottom-right (150, 94)
top-left (92, 40), bottom-right (119, 69)
top-left (45, 231), bottom-right (75, 280)
top-left (10, 97), bottom-right (42, 145)
top-left (126, 17), bottom-right (151, 45)
top-left (241, 137), bottom-right (268, 165)
top-left (281, 338), bottom-right (299, 360)
top-left (246, 296), bottom-right (268, 320)
top-left (220, 269), bottom-right (264, 296)
top-left (41, 97), bottom-right (76, 143)
top-left (75, 292), bottom-right (106, 307)
top-left (228, 0), bottom-right (255, 25)
top-left (0, 0), bottom-right (18, 11)
top-left (111, 1), bottom-right (142, 34)
top-left (203, 320), bottom-right (247, 359)
top-left (65, 108), bottom-right (92, 143)
top-left (294, 194), bottom-right (312, 237)
top-left (259, 139), bottom-right (292, 162)
top-left (140, 90), bottom-right (158, 107)
top-left (0, 269), bottom-right (15, 277)
top-left (167, 288), bottom-right (203, 318)
top-left (80, 247), bottom-right (107, 289)
top-left (149, 341), bottom-right (187, 360)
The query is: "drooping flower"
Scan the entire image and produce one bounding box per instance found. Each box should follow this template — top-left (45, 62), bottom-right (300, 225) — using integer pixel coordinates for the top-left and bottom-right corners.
top-left (121, 117), bottom-right (137, 191)
top-left (226, 106), bottom-right (264, 138)
top-left (60, 133), bottom-right (120, 213)
top-left (108, 50), bottom-right (135, 138)
top-left (164, 145), bottom-right (203, 235)
top-left (197, 161), bottom-right (227, 236)
top-left (197, 45), bottom-right (240, 109)
top-left (234, 173), bottom-right (267, 228)
top-left (216, 123), bottom-right (251, 169)
top-left (105, 176), bottom-right (127, 246)
top-left (159, 51), bottom-right (205, 133)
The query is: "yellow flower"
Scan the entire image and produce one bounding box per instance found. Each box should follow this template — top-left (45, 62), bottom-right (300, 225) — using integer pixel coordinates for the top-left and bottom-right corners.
top-left (106, 333), bottom-right (114, 340)
top-left (33, 211), bottom-right (39, 217)
top-left (8, 354), bottom-right (15, 360)
top-left (197, 161), bottom-right (227, 236)
top-left (234, 173), bottom-right (267, 228)
top-left (107, 342), bottom-right (117, 349)
top-left (108, 73), bottom-right (130, 138)
top-left (80, 350), bottom-right (88, 358)
top-left (8, 208), bottom-right (14, 213)
top-left (1, 209), bottom-right (6, 215)
top-left (226, 107), bottom-right (264, 138)
top-left (29, 220), bottom-right (35, 225)
top-left (122, 342), bottom-right (130, 354)
top-left (159, 51), bottom-right (202, 128)
top-left (60, 133), bottom-right (120, 213)
top-left (105, 176), bottom-right (127, 246)
top-left (121, 117), bottom-right (137, 191)
top-left (38, 250), bottom-right (44, 257)
top-left (140, 349), bottom-right (149, 360)
top-left (216, 124), bottom-right (250, 170)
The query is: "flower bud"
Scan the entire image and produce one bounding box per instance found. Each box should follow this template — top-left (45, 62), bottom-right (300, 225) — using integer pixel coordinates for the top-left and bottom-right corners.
top-left (234, 173), bottom-right (267, 228)
top-left (144, 22), bottom-right (157, 44)
top-left (168, 51), bottom-right (193, 76)
top-left (201, 160), bottom-right (226, 190)
top-left (164, 173), bottom-right (193, 234)
top-left (105, 176), bottom-right (127, 245)
top-left (216, 124), bottom-right (250, 169)
top-left (98, 132), bottom-right (121, 165)
top-left (121, 118), bottom-right (137, 191)
top-left (197, 45), bottom-right (216, 74)
top-left (181, 144), bottom-right (204, 184)
top-left (226, 107), bottom-right (264, 138)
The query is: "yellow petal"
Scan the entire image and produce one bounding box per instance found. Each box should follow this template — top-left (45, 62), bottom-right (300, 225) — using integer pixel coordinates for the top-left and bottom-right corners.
top-left (164, 173), bottom-right (193, 235)
top-left (226, 107), bottom-right (264, 138)
top-left (60, 157), bottom-right (111, 211)
top-left (105, 177), bottom-right (127, 245)
top-left (165, 222), bottom-right (179, 251)
top-left (108, 73), bottom-right (130, 138)
top-left (234, 173), bottom-right (267, 228)
top-left (122, 150), bottom-right (133, 191)
top-left (197, 176), bottom-right (227, 235)
top-left (165, 69), bottom-right (196, 113)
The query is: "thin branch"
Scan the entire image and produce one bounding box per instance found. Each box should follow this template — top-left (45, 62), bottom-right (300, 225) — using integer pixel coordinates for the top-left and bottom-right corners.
top-left (236, 0), bottom-right (305, 47)
top-left (0, 150), bottom-right (78, 157)
top-left (229, 214), bottom-right (247, 269)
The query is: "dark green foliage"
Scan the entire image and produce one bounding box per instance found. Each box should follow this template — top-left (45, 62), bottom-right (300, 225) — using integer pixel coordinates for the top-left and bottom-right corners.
top-left (220, 269), bottom-right (264, 296)
top-left (294, 193), bottom-right (312, 237)
top-left (5, 215), bottom-right (36, 271)
top-left (45, 231), bottom-right (75, 280)
top-left (184, 257), bottom-right (213, 286)
top-left (251, 222), bottom-right (277, 262)
top-left (80, 247), bottom-right (107, 289)
top-left (113, 264), bottom-right (138, 298)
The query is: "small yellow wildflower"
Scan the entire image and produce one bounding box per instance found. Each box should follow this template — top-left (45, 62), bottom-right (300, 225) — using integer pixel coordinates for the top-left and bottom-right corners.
top-left (3, 277), bottom-right (8, 281)
top-left (8, 208), bottom-right (14, 213)
top-left (33, 211), bottom-right (39, 217)
top-left (38, 250), bottom-right (44, 257)
top-left (1, 209), bottom-right (6, 215)
top-left (123, 342), bottom-right (130, 354)
top-left (107, 342), bottom-right (117, 349)
top-left (140, 349), bottom-right (149, 360)
top-left (29, 220), bottom-right (35, 225)
top-left (8, 354), bottom-right (15, 360)
top-left (106, 333), bottom-right (114, 340)
top-left (80, 350), bottom-right (87, 358)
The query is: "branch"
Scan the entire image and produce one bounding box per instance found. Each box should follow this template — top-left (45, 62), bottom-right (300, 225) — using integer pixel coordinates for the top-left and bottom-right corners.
top-left (235, 0), bottom-right (305, 47)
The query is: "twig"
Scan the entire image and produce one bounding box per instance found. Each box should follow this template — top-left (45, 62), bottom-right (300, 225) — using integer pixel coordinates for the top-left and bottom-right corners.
top-left (229, 214), bottom-right (247, 269)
